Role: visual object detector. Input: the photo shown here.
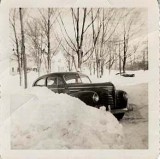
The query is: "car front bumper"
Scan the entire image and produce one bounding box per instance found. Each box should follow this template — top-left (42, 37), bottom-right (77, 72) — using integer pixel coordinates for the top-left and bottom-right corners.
top-left (110, 104), bottom-right (133, 114)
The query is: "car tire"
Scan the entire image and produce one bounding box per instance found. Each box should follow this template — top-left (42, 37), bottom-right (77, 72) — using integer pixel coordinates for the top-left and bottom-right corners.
top-left (115, 113), bottom-right (125, 120)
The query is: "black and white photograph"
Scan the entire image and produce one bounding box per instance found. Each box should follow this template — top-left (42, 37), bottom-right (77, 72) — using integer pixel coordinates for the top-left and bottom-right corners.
top-left (0, 0), bottom-right (159, 158)
top-left (8, 7), bottom-right (148, 149)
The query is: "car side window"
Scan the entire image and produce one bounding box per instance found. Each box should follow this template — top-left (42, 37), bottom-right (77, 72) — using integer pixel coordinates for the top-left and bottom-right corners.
top-left (47, 76), bottom-right (57, 86)
top-left (64, 74), bottom-right (82, 84)
top-left (35, 78), bottom-right (46, 86)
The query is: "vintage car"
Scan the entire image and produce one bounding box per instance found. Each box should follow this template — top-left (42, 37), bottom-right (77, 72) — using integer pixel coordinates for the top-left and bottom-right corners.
top-left (33, 72), bottom-right (132, 120)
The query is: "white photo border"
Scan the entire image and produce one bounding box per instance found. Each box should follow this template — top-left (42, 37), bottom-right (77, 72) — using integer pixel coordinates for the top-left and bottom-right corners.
top-left (0, 0), bottom-right (159, 158)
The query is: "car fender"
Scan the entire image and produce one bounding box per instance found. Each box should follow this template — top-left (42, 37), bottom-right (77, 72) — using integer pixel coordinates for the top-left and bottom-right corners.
top-left (116, 90), bottom-right (128, 108)
top-left (70, 91), bottom-right (99, 106)
top-left (116, 90), bottom-right (127, 98)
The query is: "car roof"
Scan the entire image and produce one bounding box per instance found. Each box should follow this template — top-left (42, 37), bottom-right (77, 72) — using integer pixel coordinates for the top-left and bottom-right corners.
top-left (36, 72), bottom-right (88, 80)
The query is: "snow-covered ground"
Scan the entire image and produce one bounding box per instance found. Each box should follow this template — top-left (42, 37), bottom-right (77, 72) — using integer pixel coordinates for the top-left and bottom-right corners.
top-left (118, 83), bottom-right (148, 149)
top-left (0, 62), bottom-right (148, 149)
top-left (84, 69), bottom-right (149, 86)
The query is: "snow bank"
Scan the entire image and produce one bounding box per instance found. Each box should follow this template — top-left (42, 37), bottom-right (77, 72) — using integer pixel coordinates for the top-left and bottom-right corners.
top-left (11, 87), bottom-right (124, 149)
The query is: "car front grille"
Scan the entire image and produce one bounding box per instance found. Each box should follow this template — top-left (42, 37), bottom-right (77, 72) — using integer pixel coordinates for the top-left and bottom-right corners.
top-left (100, 86), bottom-right (115, 109)
top-left (107, 94), bottom-right (115, 109)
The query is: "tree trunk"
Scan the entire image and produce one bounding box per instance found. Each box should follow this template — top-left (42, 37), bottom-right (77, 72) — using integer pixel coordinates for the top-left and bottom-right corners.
top-left (77, 50), bottom-right (83, 71)
top-left (72, 56), bottom-right (78, 72)
top-left (78, 54), bottom-right (80, 69)
top-left (143, 50), bottom-right (146, 71)
top-left (93, 62), bottom-right (96, 75)
top-left (96, 59), bottom-right (100, 78)
top-left (47, 8), bottom-right (51, 73)
top-left (37, 50), bottom-right (41, 77)
top-left (100, 62), bottom-right (104, 78)
top-left (17, 55), bottom-right (22, 86)
top-left (123, 55), bottom-right (126, 73)
top-left (89, 63), bottom-right (92, 75)
top-left (118, 42), bottom-right (122, 74)
top-left (12, 21), bottom-right (22, 86)
top-left (122, 56), bottom-right (126, 73)
top-left (96, 62), bottom-right (99, 78)
top-left (19, 8), bottom-right (27, 89)
top-left (109, 49), bottom-right (111, 74)
top-left (122, 37), bottom-right (126, 73)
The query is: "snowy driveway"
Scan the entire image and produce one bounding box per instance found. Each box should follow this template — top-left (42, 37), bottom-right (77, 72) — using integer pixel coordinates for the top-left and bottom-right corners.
top-left (118, 83), bottom-right (148, 149)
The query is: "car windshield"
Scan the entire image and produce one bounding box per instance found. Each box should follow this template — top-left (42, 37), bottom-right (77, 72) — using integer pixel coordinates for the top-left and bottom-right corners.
top-left (64, 74), bottom-right (91, 84)
top-left (80, 75), bottom-right (91, 84)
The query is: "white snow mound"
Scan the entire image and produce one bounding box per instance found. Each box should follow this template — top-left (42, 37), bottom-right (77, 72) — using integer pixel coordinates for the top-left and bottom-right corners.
top-left (11, 87), bottom-right (124, 149)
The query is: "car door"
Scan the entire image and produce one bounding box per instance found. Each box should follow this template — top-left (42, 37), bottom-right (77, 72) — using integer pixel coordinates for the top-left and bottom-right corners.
top-left (46, 76), bottom-right (58, 93)
top-left (57, 76), bottom-right (68, 94)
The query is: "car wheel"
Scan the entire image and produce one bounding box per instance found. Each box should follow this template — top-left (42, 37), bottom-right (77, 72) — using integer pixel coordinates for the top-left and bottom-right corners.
top-left (115, 113), bottom-right (125, 120)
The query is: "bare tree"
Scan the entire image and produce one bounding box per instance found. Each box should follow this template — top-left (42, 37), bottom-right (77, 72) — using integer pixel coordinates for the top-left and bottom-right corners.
top-left (118, 41), bottom-right (122, 74)
top-left (38, 8), bottom-right (58, 73)
top-left (57, 8), bottom-right (100, 71)
top-left (90, 8), bottom-right (102, 77)
top-left (19, 8), bottom-right (27, 88)
top-left (90, 9), bottom-right (120, 77)
top-left (27, 18), bottom-right (41, 76)
top-left (119, 9), bottom-right (144, 73)
top-left (10, 9), bottom-right (23, 86)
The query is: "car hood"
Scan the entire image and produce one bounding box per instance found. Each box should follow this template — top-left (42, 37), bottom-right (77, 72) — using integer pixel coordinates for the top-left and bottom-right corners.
top-left (67, 82), bottom-right (114, 89)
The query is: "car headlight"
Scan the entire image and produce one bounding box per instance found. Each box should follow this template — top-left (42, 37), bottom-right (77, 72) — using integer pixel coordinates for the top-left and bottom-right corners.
top-left (123, 92), bottom-right (128, 99)
top-left (92, 93), bottom-right (99, 102)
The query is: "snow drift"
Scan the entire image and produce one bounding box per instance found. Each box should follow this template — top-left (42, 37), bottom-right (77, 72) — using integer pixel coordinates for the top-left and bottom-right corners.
top-left (11, 87), bottom-right (124, 149)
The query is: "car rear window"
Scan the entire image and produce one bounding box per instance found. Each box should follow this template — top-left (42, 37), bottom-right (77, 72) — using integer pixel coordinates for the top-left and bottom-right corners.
top-left (35, 78), bottom-right (46, 86)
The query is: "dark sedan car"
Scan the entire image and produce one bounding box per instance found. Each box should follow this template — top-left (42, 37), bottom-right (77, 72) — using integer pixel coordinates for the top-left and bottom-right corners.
top-left (33, 72), bottom-right (132, 120)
